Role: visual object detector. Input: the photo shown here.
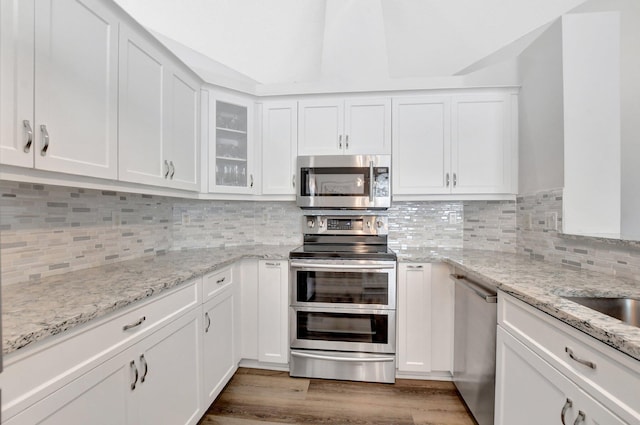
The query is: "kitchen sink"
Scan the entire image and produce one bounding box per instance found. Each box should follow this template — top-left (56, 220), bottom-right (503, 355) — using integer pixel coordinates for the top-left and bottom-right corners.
top-left (563, 296), bottom-right (640, 328)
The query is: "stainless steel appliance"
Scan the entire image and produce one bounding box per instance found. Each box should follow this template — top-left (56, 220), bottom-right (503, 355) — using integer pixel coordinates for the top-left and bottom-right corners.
top-left (452, 274), bottom-right (498, 425)
top-left (296, 155), bottom-right (391, 209)
top-left (289, 214), bottom-right (397, 383)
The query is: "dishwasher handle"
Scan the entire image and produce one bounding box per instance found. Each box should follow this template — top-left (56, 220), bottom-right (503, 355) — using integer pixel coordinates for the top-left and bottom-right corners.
top-left (451, 274), bottom-right (497, 303)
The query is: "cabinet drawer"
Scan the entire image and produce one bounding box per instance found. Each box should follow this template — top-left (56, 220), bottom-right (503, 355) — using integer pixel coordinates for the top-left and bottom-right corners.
top-left (499, 293), bottom-right (640, 422)
top-left (203, 266), bottom-right (233, 301)
top-left (1, 278), bottom-right (201, 421)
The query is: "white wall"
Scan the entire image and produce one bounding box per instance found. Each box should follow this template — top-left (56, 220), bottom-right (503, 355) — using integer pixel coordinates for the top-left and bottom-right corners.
top-left (517, 19), bottom-right (564, 194)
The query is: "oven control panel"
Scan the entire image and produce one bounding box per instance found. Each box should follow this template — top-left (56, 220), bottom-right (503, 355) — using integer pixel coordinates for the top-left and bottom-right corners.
top-left (303, 215), bottom-right (388, 235)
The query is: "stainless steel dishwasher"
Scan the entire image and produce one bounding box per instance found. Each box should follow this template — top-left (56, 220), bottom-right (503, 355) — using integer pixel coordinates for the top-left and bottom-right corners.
top-left (451, 274), bottom-right (498, 425)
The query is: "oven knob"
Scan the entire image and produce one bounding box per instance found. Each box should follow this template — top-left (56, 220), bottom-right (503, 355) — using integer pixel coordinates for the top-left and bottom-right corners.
top-left (307, 219), bottom-right (315, 228)
top-left (376, 220), bottom-right (384, 229)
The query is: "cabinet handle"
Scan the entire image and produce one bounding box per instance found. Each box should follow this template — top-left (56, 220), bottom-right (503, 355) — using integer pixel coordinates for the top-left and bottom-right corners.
top-left (565, 347), bottom-right (596, 369)
top-left (139, 354), bottom-right (148, 383)
top-left (216, 276), bottom-right (226, 285)
top-left (292, 174), bottom-right (296, 188)
top-left (205, 312), bottom-right (211, 333)
top-left (561, 398), bottom-right (573, 425)
top-left (265, 261), bottom-right (280, 266)
top-left (338, 134), bottom-right (343, 149)
top-left (40, 125), bottom-right (49, 156)
top-left (453, 172), bottom-right (457, 188)
top-left (169, 161), bottom-right (175, 179)
top-left (573, 411), bottom-right (586, 425)
top-left (407, 265), bottom-right (423, 269)
top-left (250, 174), bottom-right (254, 188)
top-left (446, 172), bottom-right (450, 187)
top-left (130, 360), bottom-right (138, 391)
top-left (123, 316), bottom-right (146, 331)
top-left (345, 134), bottom-right (349, 149)
top-left (164, 160), bottom-right (170, 178)
top-left (23, 120), bottom-right (33, 153)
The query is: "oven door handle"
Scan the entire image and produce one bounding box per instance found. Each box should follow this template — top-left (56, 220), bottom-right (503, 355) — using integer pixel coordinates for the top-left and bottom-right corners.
top-left (291, 351), bottom-right (395, 363)
top-left (290, 262), bottom-right (395, 270)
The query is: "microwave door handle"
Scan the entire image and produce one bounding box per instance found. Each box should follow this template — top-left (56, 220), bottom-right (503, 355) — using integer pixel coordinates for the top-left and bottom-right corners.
top-left (369, 161), bottom-right (374, 202)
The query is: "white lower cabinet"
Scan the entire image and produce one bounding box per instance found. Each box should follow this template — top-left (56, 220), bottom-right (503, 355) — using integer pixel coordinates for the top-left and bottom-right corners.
top-left (257, 260), bottom-right (289, 365)
top-left (202, 286), bottom-right (236, 406)
top-left (496, 327), bottom-right (625, 425)
top-left (132, 309), bottom-right (203, 425)
top-left (496, 293), bottom-right (640, 425)
top-left (396, 263), bottom-right (453, 376)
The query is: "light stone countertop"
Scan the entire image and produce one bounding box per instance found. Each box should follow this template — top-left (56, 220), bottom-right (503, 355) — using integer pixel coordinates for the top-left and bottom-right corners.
top-left (2, 245), bottom-right (296, 356)
top-left (398, 248), bottom-right (640, 362)
top-left (3, 245), bottom-right (640, 363)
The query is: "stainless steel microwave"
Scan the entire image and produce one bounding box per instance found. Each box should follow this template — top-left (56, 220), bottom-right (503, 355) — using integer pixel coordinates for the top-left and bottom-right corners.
top-left (296, 155), bottom-right (391, 209)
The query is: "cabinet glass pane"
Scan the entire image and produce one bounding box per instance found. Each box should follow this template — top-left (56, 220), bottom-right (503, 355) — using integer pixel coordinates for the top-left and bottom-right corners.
top-left (216, 101), bottom-right (248, 187)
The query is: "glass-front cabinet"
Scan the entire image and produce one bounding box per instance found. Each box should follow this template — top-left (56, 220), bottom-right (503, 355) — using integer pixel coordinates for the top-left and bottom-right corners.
top-left (208, 93), bottom-right (255, 193)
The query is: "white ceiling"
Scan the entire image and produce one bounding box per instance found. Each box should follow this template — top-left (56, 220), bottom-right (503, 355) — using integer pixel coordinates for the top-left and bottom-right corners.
top-left (114, 0), bottom-right (590, 86)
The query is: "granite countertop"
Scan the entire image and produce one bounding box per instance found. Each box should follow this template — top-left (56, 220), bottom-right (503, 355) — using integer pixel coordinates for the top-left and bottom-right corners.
top-left (3, 245), bottom-right (640, 363)
top-left (2, 245), bottom-right (296, 355)
top-left (398, 248), bottom-right (640, 362)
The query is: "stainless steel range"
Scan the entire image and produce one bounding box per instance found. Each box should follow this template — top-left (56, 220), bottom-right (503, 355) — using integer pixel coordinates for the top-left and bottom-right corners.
top-left (289, 214), bottom-right (397, 384)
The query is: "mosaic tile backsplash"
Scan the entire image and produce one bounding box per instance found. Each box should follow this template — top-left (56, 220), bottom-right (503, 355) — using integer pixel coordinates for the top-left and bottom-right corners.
top-left (4, 180), bottom-right (639, 286)
top-left (517, 188), bottom-right (640, 281)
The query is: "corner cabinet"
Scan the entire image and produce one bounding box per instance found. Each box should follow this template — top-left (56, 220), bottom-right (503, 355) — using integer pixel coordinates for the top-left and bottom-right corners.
top-left (496, 293), bottom-right (640, 425)
top-left (207, 92), bottom-right (256, 194)
top-left (392, 90), bottom-right (518, 198)
top-left (261, 101), bottom-right (298, 195)
top-left (1, 0), bottom-right (119, 179)
top-left (397, 263), bottom-right (454, 377)
top-left (298, 98), bottom-right (391, 156)
top-left (118, 25), bottom-right (200, 191)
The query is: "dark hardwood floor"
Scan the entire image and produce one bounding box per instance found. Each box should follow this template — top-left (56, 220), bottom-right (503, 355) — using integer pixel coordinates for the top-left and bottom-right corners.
top-left (199, 368), bottom-right (477, 425)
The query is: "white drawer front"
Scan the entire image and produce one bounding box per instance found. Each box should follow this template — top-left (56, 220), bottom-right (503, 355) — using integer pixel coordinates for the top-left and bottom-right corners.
top-left (203, 266), bottom-right (233, 301)
top-left (499, 293), bottom-right (640, 423)
top-left (1, 278), bottom-right (201, 421)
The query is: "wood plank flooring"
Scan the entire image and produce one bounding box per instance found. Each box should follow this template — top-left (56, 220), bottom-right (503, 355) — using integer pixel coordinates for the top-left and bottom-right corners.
top-left (199, 368), bottom-right (477, 425)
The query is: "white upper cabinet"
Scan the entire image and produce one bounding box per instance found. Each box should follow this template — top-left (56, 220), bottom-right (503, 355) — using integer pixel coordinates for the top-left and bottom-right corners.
top-left (393, 90), bottom-right (517, 198)
top-left (0, 0), bottom-right (35, 168)
top-left (207, 91), bottom-right (256, 194)
top-left (261, 101), bottom-right (298, 195)
top-left (298, 97), bottom-right (391, 156)
top-left (451, 93), bottom-right (514, 194)
top-left (165, 67), bottom-right (200, 191)
top-left (392, 96), bottom-right (451, 195)
top-left (119, 26), bottom-right (200, 191)
top-left (33, 0), bottom-right (119, 179)
top-left (1, 0), bottom-right (118, 179)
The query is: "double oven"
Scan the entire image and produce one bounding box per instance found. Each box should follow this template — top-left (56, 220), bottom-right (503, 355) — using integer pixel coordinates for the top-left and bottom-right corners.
top-left (289, 215), bottom-right (397, 383)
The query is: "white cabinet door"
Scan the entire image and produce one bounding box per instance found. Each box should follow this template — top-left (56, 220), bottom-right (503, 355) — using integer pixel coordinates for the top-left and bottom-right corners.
top-left (496, 327), bottom-right (626, 425)
top-left (208, 92), bottom-right (256, 194)
top-left (202, 288), bottom-right (236, 406)
top-left (344, 98), bottom-right (391, 155)
top-left (0, 0), bottom-right (34, 168)
top-left (257, 260), bottom-right (288, 364)
top-left (397, 263), bottom-right (432, 373)
top-left (133, 309), bottom-right (203, 425)
top-left (297, 99), bottom-right (344, 156)
top-left (4, 349), bottom-right (131, 425)
top-left (118, 25), bottom-right (167, 186)
top-left (166, 67), bottom-right (199, 191)
top-left (261, 101), bottom-right (297, 195)
top-left (392, 96), bottom-right (451, 195)
top-left (451, 94), bottom-right (512, 194)
top-left (33, 0), bottom-right (118, 179)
